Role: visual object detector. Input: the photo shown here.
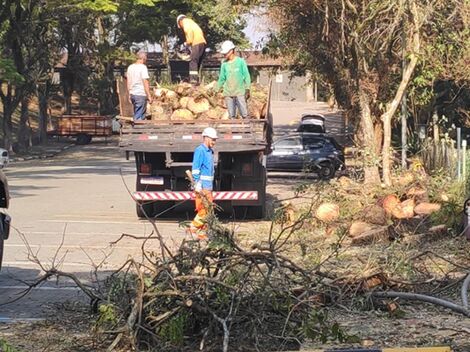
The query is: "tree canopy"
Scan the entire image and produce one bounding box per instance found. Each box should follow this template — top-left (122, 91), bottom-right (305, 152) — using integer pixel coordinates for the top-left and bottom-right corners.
top-left (0, 0), bottom-right (251, 149)
top-left (263, 0), bottom-right (469, 184)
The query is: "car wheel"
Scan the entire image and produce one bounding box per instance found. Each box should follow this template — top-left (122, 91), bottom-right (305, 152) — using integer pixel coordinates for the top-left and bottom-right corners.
top-left (318, 162), bottom-right (335, 180)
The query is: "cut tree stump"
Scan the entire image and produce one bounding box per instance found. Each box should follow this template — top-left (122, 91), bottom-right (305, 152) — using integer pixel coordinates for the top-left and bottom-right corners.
top-left (351, 226), bottom-right (390, 246)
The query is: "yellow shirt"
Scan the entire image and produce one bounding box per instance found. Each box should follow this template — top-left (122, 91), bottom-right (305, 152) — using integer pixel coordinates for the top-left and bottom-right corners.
top-left (181, 18), bottom-right (206, 46)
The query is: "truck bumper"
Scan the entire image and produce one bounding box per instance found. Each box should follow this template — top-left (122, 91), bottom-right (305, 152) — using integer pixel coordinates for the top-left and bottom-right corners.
top-left (133, 191), bottom-right (258, 202)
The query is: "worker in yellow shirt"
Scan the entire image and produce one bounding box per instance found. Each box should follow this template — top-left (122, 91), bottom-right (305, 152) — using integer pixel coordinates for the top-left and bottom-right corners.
top-left (177, 14), bottom-right (207, 84)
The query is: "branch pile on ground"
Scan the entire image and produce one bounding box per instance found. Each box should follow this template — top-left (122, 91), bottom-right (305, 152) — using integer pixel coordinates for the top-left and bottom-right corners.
top-left (149, 82), bottom-right (268, 120)
top-left (98, 215), bottom-right (345, 352)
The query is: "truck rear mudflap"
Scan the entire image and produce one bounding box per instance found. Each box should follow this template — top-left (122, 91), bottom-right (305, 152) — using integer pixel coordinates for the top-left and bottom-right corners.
top-left (133, 191), bottom-right (258, 202)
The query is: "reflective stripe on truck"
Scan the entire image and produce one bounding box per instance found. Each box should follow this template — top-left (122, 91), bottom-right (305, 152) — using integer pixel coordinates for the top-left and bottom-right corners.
top-left (133, 191), bottom-right (258, 201)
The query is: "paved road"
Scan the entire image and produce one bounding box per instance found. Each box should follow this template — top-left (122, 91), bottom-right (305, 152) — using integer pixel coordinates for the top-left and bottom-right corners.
top-left (0, 141), bottom-right (183, 321)
top-left (0, 101), bottom-right (343, 321)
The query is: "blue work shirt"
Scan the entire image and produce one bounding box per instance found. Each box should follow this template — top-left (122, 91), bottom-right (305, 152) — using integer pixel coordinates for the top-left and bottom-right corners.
top-left (192, 143), bottom-right (215, 190)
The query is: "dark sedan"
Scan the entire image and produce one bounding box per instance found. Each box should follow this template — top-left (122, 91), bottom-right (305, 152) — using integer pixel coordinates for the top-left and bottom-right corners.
top-left (266, 133), bottom-right (345, 179)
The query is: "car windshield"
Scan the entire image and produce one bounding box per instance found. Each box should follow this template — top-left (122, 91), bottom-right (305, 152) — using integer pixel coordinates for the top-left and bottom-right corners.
top-left (274, 137), bottom-right (301, 148)
top-left (303, 136), bottom-right (325, 148)
top-left (297, 124), bottom-right (325, 133)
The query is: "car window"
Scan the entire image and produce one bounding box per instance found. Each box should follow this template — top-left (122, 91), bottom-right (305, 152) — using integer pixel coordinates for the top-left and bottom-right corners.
top-left (303, 136), bottom-right (325, 149)
top-left (298, 125), bottom-right (325, 133)
top-left (274, 137), bottom-right (301, 148)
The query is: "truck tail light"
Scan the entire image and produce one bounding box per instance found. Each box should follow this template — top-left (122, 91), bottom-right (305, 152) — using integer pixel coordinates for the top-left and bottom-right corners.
top-left (140, 163), bottom-right (152, 175)
top-left (241, 162), bottom-right (253, 176)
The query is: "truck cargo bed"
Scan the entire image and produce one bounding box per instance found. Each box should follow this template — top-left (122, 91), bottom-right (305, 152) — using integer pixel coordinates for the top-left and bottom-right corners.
top-left (119, 118), bottom-right (271, 153)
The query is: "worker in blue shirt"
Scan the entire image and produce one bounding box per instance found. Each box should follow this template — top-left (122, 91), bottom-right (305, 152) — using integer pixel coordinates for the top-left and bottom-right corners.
top-left (189, 127), bottom-right (218, 240)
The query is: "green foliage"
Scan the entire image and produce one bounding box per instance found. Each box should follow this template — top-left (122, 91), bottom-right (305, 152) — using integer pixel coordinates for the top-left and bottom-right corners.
top-left (158, 311), bottom-right (188, 346)
top-left (0, 57), bottom-right (24, 84)
top-left (425, 167), bottom-right (470, 232)
top-left (302, 310), bottom-right (359, 344)
top-left (0, 339), bottom-right (21, 352)
top-left (96, 304), bottom-right (119, 328)
top-left (77, 0), bottom-right (119, 13)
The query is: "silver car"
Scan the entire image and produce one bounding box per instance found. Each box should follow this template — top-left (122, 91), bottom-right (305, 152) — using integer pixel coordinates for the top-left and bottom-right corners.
top-left (0, 148), bottom-right (9, 169)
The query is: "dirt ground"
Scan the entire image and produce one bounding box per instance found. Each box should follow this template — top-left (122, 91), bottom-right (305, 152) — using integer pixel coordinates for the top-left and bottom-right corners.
top-left (2, 176), bottom-right (470, 352)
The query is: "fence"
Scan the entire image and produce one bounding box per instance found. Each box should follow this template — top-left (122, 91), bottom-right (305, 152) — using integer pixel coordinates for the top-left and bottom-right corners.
top-left (420, 129), bottom-right (468, 180)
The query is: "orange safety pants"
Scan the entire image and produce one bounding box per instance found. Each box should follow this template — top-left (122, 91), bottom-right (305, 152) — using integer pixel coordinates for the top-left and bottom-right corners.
top-left (191, 190), bottom-right (213, 229)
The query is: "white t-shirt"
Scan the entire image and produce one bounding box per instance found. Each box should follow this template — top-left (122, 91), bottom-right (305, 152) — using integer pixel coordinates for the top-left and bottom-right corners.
top-left (127, 63), bottom-right (150, 96)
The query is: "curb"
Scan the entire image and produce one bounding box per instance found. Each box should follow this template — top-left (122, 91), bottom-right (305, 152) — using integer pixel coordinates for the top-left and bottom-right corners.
top-left (9, 143), bottom-right (75, 163)
top-left (304, 348), bottom-right (451, 352)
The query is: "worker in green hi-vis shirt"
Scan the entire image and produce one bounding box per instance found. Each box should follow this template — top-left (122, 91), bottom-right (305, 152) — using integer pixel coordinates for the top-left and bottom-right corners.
top-left (217, 40), bottom-right (251, 119)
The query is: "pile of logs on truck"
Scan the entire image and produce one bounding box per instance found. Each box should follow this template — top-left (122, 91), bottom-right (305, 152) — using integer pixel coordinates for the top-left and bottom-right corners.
top-left (117, 78), bottom-right (273, 219)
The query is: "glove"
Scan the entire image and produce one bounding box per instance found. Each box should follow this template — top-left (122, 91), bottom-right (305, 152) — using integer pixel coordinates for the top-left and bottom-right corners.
top-left (194, 181), bottom-right (202, 193)
top-left (245, 89), bottom-right (251, 100)
top-left (181, 43), bottom-right (190, 53)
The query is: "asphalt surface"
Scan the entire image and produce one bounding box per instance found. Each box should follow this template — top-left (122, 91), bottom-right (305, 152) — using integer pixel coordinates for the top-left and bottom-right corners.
top-left (0, 142), bottom-right (182, 321)
top-left (0, 101), bottom-right (344, 321)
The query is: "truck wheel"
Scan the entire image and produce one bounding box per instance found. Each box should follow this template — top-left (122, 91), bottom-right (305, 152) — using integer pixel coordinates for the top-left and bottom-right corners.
top-left (153, 202), bottom-right (174, 217)
top-left (318, 162), bottom-right (335, 180)
top-left (136, 202), bottom-right (155, 219)
top-left (247, 205), bottom-right (266, 219)
top-left (76, 134), bottom-right (92, 145)
top-left (234, 205), bottom-right (265, 220)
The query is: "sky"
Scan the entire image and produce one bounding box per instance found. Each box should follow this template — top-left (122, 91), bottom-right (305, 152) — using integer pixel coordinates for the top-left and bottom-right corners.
top-left (243, 12), bottom-right (271, 49)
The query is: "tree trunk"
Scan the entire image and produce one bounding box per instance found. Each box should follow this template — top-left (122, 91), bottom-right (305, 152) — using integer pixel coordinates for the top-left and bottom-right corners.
top-left (37, 82), bottom-right (50, 144)
top-left (1, 85), bottom-right (19, 152)
top-left (61, 68), bottom-right (74, 114)
top-left (161, 35), bottom-right (171, 83)
top-left (2, 105), bottom-right (14, 152)
top-left (358, 88), bottom-right (381, 184)
top-left (18, 96), bottom-right (30, 150)
top-left (381, 0), bottom-right (421, 186)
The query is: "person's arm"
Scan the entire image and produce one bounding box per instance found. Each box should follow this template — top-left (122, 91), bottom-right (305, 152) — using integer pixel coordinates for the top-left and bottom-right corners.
top-left (192, 147), bottom-right (203, 191)
top-left (142, 66), bottom-right (153, 104)
top-left (241, 59), bottom-right (251, 90)
top-left (241, 59), bottom-right (251, 99)
top-left (144, 79), bottom-right (153, 104)
top-left (126, 68), bottom-right (132, 103)
top-left (217, 62), bottom-right (226, 92)
top-left (184, 25), bottom-right (194, 46)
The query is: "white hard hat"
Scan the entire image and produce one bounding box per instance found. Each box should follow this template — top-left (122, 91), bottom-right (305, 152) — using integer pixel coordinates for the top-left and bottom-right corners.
top-left (177, 14), bottom-right (186, 28)
top-left (220, 40), bottom-right (236, 55)
top-left (202, 127), bottom-right (218, 139)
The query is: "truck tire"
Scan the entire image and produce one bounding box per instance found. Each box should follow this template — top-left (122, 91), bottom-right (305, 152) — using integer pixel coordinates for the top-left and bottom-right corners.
top-left (76, 133), bottom-right (92, 145)
top-left (154, 201), bottom-right (175, 217)
top-left (247, 205), bottom-right (266, 219)
top-left (234, 205), bottom-right (266, 220)
top-left (136, 202), bottom-right (155, 219)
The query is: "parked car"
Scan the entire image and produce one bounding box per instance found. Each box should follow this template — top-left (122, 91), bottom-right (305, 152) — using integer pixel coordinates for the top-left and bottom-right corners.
top-left (267, 133), bottom-right (345, 179)
top-left (0, 148), bottom-right (9, 169)
top-left (296, 114), bottom-right (326, 134)
top-left (0, 170), bottom-right (10, 270)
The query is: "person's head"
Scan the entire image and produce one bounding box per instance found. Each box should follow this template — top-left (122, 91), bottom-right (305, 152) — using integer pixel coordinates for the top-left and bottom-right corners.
top-left (136, 50), bottom-right (147, 64)
top-left (220, 40), bottom-right (236, 60)
top-left (202, 127), bottom-right (218, 148)
top-left (177, 14), bottom-right (186, 29)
